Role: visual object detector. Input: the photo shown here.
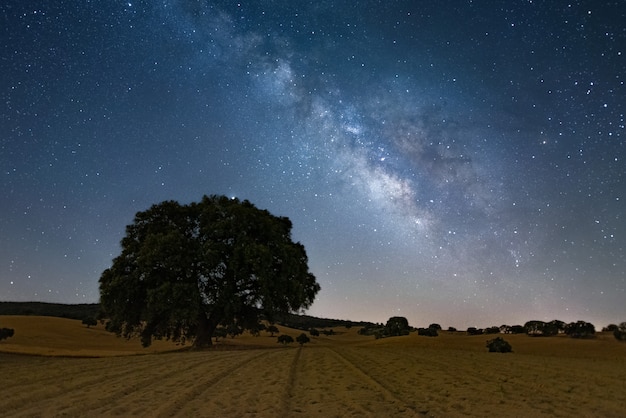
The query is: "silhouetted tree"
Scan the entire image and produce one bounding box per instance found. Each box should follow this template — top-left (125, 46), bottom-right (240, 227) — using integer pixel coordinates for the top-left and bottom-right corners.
top-left (296, 333), bottom-right (310, 346)
top-left (0, 327), bottom-right (14, 341)
top-left (467, 327), bottom-right (483, 335)
top-left (486, 337), bottom-right (512, 353)
top-left (447, 326), bottom-right (457, 332)
top-left (266, 325), bottom-right (280, 337)
top-left (417, 327), bottom-right (438, 337)
top-left (524, 320), bottom-right (558, 336)
top-left (309, 328), bottom-right (320, 336)
top-left (564, 321), bottom-right (595, 339)
top-left (82, 317), bottom-right (97, 328)
top-left (603, 324), bottom-right (618, 332)
top-left (277, 335), bottom-right (294, 345)
top-left (484, 326), bottom-right (500, 334)
top-left (509, 325), bottom-right (525, 334)
top-left (385, 317), bottom-right (410, 337)
top-left (99, 195), bottom-right (320, 348)
top-left (428, 323), bottom-right (442, 331)
top-left (613, 322), bottom-right (626, 341)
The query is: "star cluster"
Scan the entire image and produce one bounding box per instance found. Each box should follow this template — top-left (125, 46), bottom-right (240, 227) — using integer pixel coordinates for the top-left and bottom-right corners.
top-left (1, 1), bottom-right (624, 328)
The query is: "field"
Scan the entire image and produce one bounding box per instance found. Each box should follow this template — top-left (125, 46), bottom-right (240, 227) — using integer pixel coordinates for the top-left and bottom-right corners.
top-left (1, 316), bottom-right (625, 417)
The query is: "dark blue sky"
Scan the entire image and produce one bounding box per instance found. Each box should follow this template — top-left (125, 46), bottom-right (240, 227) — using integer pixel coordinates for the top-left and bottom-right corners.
top-left (1, 1), bottom-right (624, 328)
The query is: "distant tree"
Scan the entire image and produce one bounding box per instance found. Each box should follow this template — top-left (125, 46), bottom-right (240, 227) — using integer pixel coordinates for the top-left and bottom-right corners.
top-left (266, 325), bottom-right (280, 337)
top-left (321, 329), bottom-right (335, 336)
top-left (613, 322), bottom-right (626, 341)
top-left (447, 326), bottom-right (457, 332)
top-left (467, 327), bottom-right (483, 335)
top-left (82, 317), bottom-right (97, 328)
top-left (385, 317), bottom-right (410, 337)
top-left (98, 195), bottom-right (320, 348)
top-left (484, 326), bottom-right (500, 335)
top-left (548, 320), bottom-right (566, 333)
top-left (524, 320), bottom-right (558, 337)
top-left (417, 327), bottom-right (438, 337)
top-left (603, 324), bottom-right (618, 332)
top-left (486, 337), bottom-right (512, 353)
top-left (0, 327), bottom-right (14, 341)
top-left (248, 322), bottom-right (266, 337)
top-left (428, 323), bottom-right (442, 331)
top-left (277, 335), bottom-right (294, 345)
top-left (564, 321), bottom-right (595, 339)
top-left (296, 333), bottom-right (310, 346)
top-left (509, 325), bottom-right (525, 334)
top-left (309, 328), bottom-right (320, 336)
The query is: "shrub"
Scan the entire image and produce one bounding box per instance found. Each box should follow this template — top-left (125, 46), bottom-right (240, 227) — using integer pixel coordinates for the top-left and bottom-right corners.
top-left (486, 337), bottom-right (512, 353)
top-left (385, 317), bottom-right (410, 336)
top-left (266, 325), bottom-right (280, 337)
top-left (82, 317), bottom-right (97, 328)
top-left (467, 327), bottom-right (483, 335)
top-left (277, 335), bottom-right (294, 345)
top-left (613, 323), bottom-right (626, 341)
top-left (0, 327), bottom-right (14, 341)
top-left (564, 321), bottom-right (595, 339)
top-left (484, 326), bottom-right (500, 334)
top-left (417, 327), bottom-right (438, 337)
top-left (296, 333), bottom-right (310, 346)
top-left (309, 328), bottom-right (320, 336)
top-left (447, 327), bottom-right (457, 332)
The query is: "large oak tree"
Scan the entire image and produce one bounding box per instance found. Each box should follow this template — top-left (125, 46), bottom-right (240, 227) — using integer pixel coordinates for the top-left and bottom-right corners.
top-left (99, 195), bottom-right (320, 347)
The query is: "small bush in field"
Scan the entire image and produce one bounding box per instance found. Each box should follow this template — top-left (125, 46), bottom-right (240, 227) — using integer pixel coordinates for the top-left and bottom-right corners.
top-left (0, 327), bottom-right (15, 341)
top-left (486, 337), bottom-right (512, 353)
top-left (296, 333), bottom-right (310, 346)
top-left (277, 335), bottom-right (294, 345)
top-left (613, 322), bottom-right (626, 341)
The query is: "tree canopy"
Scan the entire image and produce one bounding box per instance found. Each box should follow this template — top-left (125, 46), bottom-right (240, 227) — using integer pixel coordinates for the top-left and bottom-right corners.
top-left (99, 195), bottom-right (320, 347)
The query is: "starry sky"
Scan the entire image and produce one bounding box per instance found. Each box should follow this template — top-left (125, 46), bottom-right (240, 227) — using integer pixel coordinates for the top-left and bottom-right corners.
top-left (1, 1), bottom-right (624, 329)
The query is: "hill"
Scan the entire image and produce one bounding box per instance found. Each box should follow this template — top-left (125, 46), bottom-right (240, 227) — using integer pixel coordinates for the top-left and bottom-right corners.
top-left (0, 301), bottom-right (373, 330)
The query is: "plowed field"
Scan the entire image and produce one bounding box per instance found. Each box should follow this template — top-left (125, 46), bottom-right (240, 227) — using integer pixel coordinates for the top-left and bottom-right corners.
top-left (1, 316), bottom-right (625, 417)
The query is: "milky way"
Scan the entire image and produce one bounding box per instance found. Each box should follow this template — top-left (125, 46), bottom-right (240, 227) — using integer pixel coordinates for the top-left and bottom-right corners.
top-left (1, 1), bottom-right (624, 328)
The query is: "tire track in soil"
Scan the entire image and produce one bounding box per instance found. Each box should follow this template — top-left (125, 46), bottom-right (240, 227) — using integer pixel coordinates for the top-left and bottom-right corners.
top-left (3, 351), bottom-right (243, 417)
top-left (278, 346), bottom-right (302, 417)
top-left (54, 351), bottom-right (250, 417)
top-left (5, 354), bottom-right (160, 390)
top-left (150, 350), bottom-right (273, 418)
top-left (328, 347), bottom-right (424, 416)
top-left (2, 355), bottom-right (185, 413)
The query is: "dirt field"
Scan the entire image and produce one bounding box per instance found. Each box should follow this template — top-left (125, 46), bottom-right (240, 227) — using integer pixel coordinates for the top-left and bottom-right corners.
top-left (1, 316), bottom-right (625, 417)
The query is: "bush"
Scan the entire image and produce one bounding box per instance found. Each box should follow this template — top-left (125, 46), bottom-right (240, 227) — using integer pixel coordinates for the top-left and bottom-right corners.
top-left (309, 328), bottom-right (320, 336)
top-left (277, 335), bottom-right (294, 345)
top-left (417, 327), bottom-right (438, 337)
top-left (486, 337), bottom-right (512, 353)
top-left (564, 321), bottom-right (595, 339)
top-left (0, 328), bottom-right (14, 341)
top-left (296, 333), bottom-right (310, 346)
top-left (385, 317), bottom-right (410, 336)
top-left (484, 326), bottom-right (500, 334)
top-left (614, 323), bottom-right (626, 341)
top-left (467, 327), bottom-right (483, 335)
top-left (82, 317), bottom-right (97, 328)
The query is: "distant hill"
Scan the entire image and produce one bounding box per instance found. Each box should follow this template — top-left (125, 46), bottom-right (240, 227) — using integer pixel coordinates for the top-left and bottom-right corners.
top-left (0, 301), bottom-right (373, 330)
top-left (0, 302), bottom-right (100, 320)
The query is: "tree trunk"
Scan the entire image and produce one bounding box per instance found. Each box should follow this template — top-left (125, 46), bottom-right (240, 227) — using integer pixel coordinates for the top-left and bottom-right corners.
top-left (193, 312), bottom-right (217, 348)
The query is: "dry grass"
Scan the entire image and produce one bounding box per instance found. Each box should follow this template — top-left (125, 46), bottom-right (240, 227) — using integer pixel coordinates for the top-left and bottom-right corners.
top-left (1, 317), bottom-right (625, 417)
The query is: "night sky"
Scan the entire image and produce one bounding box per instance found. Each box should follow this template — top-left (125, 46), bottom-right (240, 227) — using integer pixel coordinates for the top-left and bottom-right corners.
top-left (2, 1), bottom-right (624, 329)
